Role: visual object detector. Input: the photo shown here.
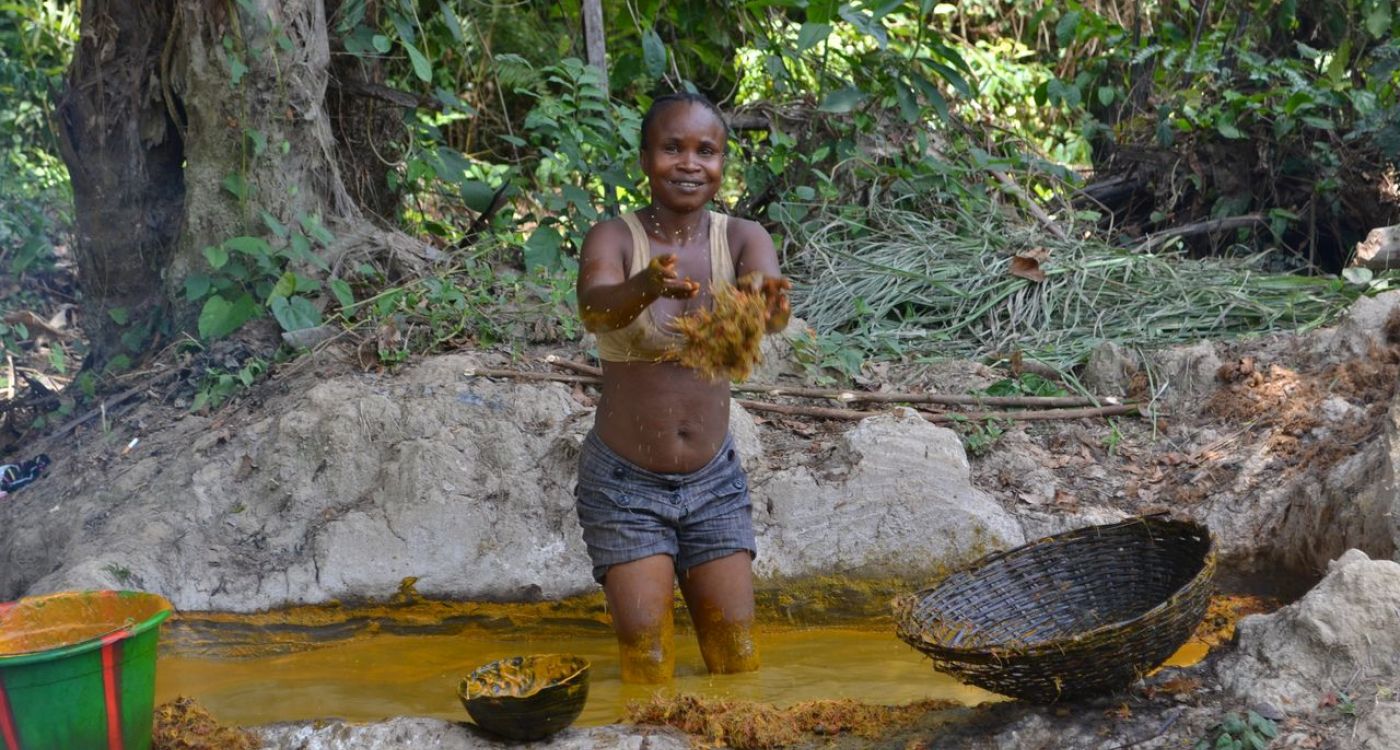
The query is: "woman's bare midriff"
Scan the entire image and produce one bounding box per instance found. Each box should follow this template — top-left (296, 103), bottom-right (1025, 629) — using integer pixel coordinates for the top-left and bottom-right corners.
top-left (594, 360), bottom-right (731, 473)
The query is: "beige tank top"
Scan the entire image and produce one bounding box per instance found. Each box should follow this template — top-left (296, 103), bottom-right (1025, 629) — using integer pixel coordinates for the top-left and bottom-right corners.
top-left (595, 210), bottom-right (736, 363)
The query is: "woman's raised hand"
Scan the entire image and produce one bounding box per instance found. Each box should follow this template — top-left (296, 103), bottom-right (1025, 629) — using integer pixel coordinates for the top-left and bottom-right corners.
top-left (737, 272), bottom-right (791, 332)
top-left (646, 254), bottom-right (701, 299)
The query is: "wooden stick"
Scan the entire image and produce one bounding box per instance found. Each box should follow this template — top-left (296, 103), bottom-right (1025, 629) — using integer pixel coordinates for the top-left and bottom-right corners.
top-left (925, 404), bottom-right (1141, 423)
top-left (991, 170), bottom-right (1069, 241)
top-left (735, 399), bottom-right (877, 420)
top-left (540, 359), bottom-right (1115, 408)
top-left (543, 355), bottom-right (602, 377)
top-left (469, 368), bottom-right (1141, 423)
top-left (4, 355), bottom-right (13, 400)
top-left (1135, 214), bottom-right (1265, 252)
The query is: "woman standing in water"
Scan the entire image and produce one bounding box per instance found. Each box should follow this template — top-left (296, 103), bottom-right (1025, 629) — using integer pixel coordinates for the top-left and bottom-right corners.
top-left (574, 92), bottom-right (790, 683)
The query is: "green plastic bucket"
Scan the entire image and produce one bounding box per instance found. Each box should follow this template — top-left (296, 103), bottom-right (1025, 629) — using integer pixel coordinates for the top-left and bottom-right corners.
top-left (0, 590), bottom-right (173, 750)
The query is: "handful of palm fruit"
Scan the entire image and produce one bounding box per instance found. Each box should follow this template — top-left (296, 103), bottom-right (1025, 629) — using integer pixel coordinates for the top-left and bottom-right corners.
top-left (672, 273), bottom-right (768, 382)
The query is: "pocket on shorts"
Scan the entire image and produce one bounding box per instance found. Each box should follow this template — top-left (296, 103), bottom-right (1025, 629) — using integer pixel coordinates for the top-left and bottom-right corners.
top-left (576, 483), bottom-right (633, 510)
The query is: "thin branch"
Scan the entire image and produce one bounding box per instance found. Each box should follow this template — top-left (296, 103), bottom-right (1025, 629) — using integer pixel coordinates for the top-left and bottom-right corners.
top-left (991, 170), bottom-right (1069, 241)
top-left (540, 358), bottom-right (1116, 407)
top-left (470, 368), bottom-right (1141, 423)
top-left (1135, 214), bottom-right (1266, 253)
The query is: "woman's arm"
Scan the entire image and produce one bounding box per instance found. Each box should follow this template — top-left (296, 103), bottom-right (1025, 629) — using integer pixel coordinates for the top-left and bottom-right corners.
top-left (732, 219), bottom-right (791, 333)
top-left (577, 220), bottom-right (698, 333)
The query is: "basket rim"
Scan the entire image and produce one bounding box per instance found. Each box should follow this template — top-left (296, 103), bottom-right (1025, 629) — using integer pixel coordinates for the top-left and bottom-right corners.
top-left (897, 515), bottom-right (1216, 661)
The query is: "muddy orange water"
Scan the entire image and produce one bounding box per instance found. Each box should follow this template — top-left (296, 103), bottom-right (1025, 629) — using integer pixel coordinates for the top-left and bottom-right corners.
top-left (152, 597), bottom-right (1268, 727)
top-left (156, 624), bottom-right (1000, 726)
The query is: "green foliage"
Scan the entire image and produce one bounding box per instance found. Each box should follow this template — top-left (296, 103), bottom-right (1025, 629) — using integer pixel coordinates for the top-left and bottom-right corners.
top-left (192, 356), bottom-right (268, 412)
top-left (513, 57), bottom-right (647, 267)
top-left (335, 242), bottom-right (579, 365)
top-left (949, 415), bottom-right (1008, 456)
top-left (980, 372), bottom-right (1068, 398)
top-left (1194, 710), bottom-right (1278, 750)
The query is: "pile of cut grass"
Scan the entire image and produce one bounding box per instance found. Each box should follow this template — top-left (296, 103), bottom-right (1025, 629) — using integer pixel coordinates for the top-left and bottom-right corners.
top-left (789, 204), bottom-right (1357, 369)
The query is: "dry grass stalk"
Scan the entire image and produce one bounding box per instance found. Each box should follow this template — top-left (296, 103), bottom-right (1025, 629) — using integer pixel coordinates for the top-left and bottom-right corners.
top-left (671, 278), bottom-right (767, 382)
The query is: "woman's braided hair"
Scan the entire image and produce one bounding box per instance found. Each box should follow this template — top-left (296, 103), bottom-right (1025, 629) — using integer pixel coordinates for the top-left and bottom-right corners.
top-left (639, 92), bottom-right (729, 152)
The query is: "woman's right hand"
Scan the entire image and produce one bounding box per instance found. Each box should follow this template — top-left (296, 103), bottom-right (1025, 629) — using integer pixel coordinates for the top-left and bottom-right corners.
top-left (646, 254), bottom-right (700, 299)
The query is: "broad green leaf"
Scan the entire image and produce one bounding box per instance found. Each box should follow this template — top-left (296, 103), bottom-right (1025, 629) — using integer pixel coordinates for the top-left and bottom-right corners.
top-left (185, 274), bottom-right (212, 301)
top-left (298, 213), bottom-right (336, 245)
top-left (797, 23), bottom-right (832, 52)
top-left (108, 307), bottom-right (129, 325)
top-left (1301, 115), bottom-right (1335, 130)
top-left (244, 128), bottom-right (267, 156)
top-left (1097, 86), bottom-right (1116, 106)
top-left (1366, 1), bottom-right (1392, 37)
top-left (404, 41), bottom-right (432, 82)
top-left (818, 86), bottom-right (867, 113)
top-left (225, 236), bottom-right (272, 256)
top-left (270, 295), bottom-right (322, 332)
top-left (838, 5), bottom-right (887, 48)
top-left (371, 34), bottom-right (391, 53)
top-left (222, 173), bottom-right (250, 201)
top-left (204, 244), bottom-right (230, 269)
top-left (198, 293), bottom-right (259, 340)
top-left (1055, 10), bottom-right (1081, 47)
top-left (49, 346), bottom-right (66, 375)
top-left (260, 211), bottom-right (289, 238)
top-left (269, 271), bottom-right (297, 301)
top-left (894, 78), bottom-right (919, 123)
top-left (227, 52), bottom-right (248, 87)
top-left (330, 278), bottom-right (356, 309)
top-left (438, 0), bottom-right (464, 42)
top-left (461, 180), bottom-right (498, 213)
top-left (642, 28), bottom-right (667, 78)
top-left (1343, 267), bottom-right (1374, 285)
top-left (523, 226), bottom-right (563, 270)
top-left (1216, 120), bottom-right (1244, 139)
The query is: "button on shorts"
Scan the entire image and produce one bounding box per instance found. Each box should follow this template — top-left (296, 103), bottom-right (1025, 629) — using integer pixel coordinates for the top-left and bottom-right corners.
top-left (574, 430), bottom-right (756, 584)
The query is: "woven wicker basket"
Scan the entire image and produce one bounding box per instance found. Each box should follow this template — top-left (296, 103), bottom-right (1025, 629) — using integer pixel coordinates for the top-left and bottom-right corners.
top-left (894, 516), bottom-right (1215, 702)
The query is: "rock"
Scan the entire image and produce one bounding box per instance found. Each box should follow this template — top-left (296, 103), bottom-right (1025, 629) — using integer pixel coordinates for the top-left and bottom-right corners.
top-left (750, 315), bottom-right (810, 383)
top-left (0, 357), bottom-right (1023, 612)
top-left (1219, 549), bottom-right (1400, 710)
top-left (1148, 341), bottom-right (1221, 419)
top-left (753, 408), bottom-right (1024, 580)
top-left (1317, 289), bottom-right (1400, 359)
top-left (253, 718), bottom-right (693, 750)
top-left (1081, 340), bottom-right (1139, 396)
top-left (1352, 225), bottom-right (1400, 271)
top-left (1354, 702), bottom-right (1400, 750)
top-left (1232, 391), bottom-right (1400, 574)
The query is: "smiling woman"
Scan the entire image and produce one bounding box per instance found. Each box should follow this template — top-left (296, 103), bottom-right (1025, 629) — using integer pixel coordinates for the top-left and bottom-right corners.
top-left (572, 92), bottom-right (790, 684)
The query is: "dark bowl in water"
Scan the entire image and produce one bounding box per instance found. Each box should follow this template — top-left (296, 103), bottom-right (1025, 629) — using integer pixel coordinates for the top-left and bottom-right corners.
top-left (458, 654), bottom-right (590, 741)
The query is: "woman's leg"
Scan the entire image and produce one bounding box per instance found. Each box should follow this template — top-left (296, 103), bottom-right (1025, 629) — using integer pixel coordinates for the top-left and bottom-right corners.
top-left (679, 551), bottom-right (759, 674)
top-left (603, 553), bottom-right (678, 683)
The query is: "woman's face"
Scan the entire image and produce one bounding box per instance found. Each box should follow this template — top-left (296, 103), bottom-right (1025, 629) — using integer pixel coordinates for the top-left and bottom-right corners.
top-left (640, 102), bottom-right (726, 213)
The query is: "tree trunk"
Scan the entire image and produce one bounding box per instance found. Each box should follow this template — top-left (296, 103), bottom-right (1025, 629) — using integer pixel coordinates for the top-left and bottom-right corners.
top-left (54, 2), bottom-right (184, 371)
top-left (581, 0), bottom-right (609, 92)
top-left (167, 0), bottom-right (360, 311)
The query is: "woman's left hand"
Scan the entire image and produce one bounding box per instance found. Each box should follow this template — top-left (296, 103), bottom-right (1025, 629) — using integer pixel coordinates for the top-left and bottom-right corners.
top-left (740, 273), bottom-right (791, 333)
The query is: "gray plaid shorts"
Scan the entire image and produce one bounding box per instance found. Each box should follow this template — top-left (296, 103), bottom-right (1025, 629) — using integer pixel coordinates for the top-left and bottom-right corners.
top-left (574, 430), bottom-right (756, 584)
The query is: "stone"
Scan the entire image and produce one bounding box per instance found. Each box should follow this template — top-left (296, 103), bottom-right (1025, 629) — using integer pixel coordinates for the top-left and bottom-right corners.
top-left (253, 718), bottom-right (694, 750)
top-left (1352, 225), bottom-right (1400, 271)
top-left (1147, 341), bottom-right (1221, 419)
top-left (753, 408), bottom-right (1024, 580)
top-left (0, 357), bottom-right (1024, 613)
top-left (1081, 340), bottom-right (1139, 396)
top-left (1316, 289), bottom-right (1400, 359)
top-left (1218, 549), bottom-right (1400, 710)
top-left (750, 315), bottom-right (811, 383)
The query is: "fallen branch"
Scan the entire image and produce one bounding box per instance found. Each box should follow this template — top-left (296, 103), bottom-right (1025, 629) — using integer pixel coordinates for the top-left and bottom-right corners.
top-left (1135, 214), bottom-right (1265, 253)
top-left (541, 358), bottom-right (1114, 407)
top-left (471, 368), bottom-right (1141, 423)
top-left (991, 170), bottom-right (1069, 241)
